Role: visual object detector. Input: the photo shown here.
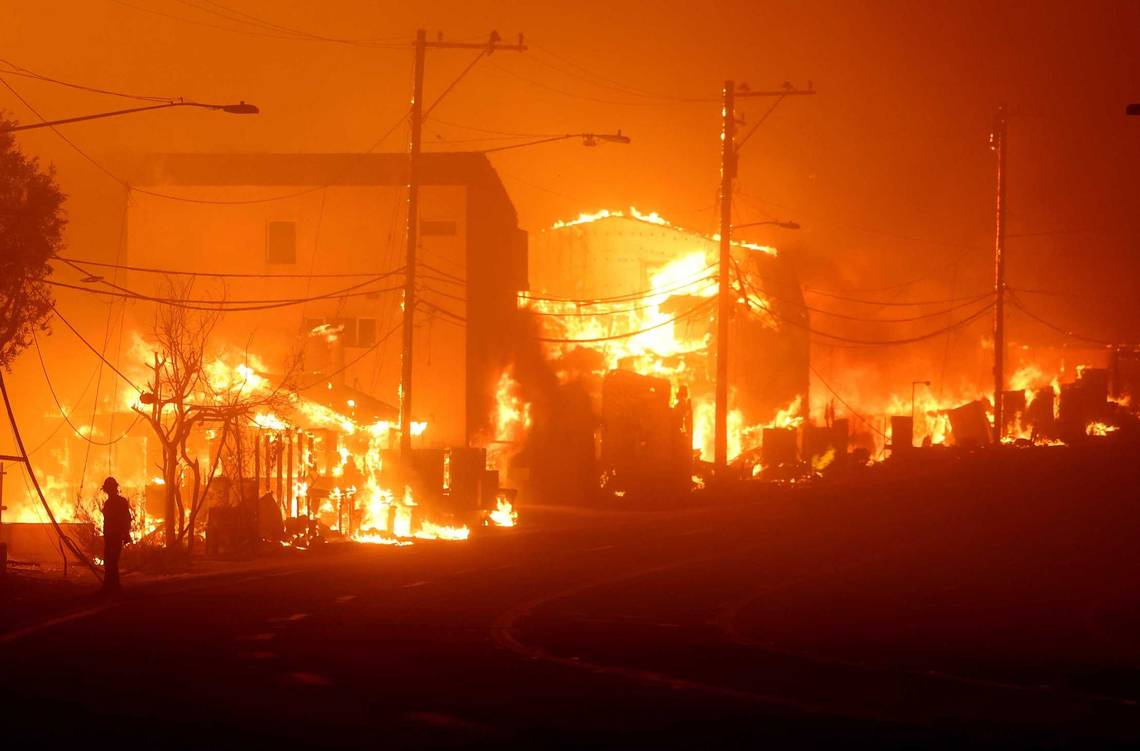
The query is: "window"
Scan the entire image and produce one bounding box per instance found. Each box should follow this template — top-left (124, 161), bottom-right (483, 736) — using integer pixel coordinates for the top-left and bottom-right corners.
top-left (266, 221), bottom-right (297, 263)
top-left (356, 318), bottom-right (377, 348)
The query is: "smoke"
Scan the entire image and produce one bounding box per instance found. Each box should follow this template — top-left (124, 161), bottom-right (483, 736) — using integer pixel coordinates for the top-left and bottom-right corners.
top-left (507, 311), bottom-right (599, 505)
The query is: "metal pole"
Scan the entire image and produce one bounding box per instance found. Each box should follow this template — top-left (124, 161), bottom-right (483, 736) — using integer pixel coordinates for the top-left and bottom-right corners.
top-left (264, 433), bottom-right (272, 496)
top-left (287, 429), bottom-right (295, 518)
top-left (992, 104), bottom-right (1008, 442)
top-left (399, 29), bottom-right (427, 455)
top-left (715, 80), bottom-right (736, 470)
top-left (253, 428), bottom-right (261, 499)
top-left (275, 436), bottom-right (284, 517)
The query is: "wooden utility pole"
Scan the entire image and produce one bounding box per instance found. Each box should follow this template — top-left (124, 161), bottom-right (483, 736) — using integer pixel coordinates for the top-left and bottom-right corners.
top-left (991, 104), bottom-right (1008, 442)
top-left (714, 81), bottom-right (737, 469)
top-left (714, 82), bottom-right (814, 470)
top-left (400, 29), bottom-right (427, 455)
top-left (398, 30), bottom-right (526, 454)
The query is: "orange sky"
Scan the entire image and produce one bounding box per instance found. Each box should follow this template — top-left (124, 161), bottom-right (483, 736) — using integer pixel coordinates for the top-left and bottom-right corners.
top-left (2, 0), bottom-right (1138, 352)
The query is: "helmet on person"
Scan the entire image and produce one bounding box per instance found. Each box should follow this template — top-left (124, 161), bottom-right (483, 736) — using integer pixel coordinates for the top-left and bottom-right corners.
top-left (101, 476), bottom-right (119, 494)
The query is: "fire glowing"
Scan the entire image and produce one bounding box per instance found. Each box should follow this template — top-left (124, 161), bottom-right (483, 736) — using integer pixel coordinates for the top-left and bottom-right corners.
top-left (488, 497), bottom-right (518, 527)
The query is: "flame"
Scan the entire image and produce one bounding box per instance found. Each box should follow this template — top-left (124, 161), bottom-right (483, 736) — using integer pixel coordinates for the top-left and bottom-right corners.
top-left (494, 369), bottom-right (531, 442)
top-left (488, 497), bottom-right (518, 527)
top-left (1086, 421), bottom-right (1118, 437)
top-left (524, 210), bottom-right (801, 465)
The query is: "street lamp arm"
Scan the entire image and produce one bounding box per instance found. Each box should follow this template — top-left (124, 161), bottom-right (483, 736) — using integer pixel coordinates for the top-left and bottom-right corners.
top-left (479, 131), bottom-right (630, 155)
top-left (2, 100), bottom-right (259, 132)
top-left (734, 219), bottom-right (800, 230)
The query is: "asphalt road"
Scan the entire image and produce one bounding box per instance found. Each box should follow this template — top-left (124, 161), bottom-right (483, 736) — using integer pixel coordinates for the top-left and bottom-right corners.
top-left (2, 447), bottom-right (1139, 749)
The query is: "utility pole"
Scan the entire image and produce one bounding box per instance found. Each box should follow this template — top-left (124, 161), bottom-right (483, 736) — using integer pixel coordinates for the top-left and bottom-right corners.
top-left (991, 104), bottom-right (1008, 442)
top-left (714, 82), bottom-right (814, 471)
top-left (399, 30), bottom-right (526, 454)
top-left (714, 81), bottom-right (736, 469)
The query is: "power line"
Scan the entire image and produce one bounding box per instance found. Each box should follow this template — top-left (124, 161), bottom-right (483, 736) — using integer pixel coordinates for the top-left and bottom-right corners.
top-left (55, 254), bottom-right (402, 279)
top-left (487, 58), bottom-right (703, 108)
top-left (803, 286), bottom-right (992, 307)
top-left (59, 253), bottom-right (387, 301)
top-left (809, 364), bottom-right (887, 439)
top-left (419, 299), bottom-right (466, 323)
top-left (418, 261), bottom-right (465, 284)
top-left (46, 276), bottom-right (403, 312)
top-left (534, 298), bottom-right (716, 344)
top-left (50, 307), bottom-right (144, 393)
top-left (0, 57), bottom-right (175, 103)
top-left (0, 73), bottom-right (137, 187)
top-left (1008, 293), bottom-right (1121, 346)
top-left (736, 94), bottom-right (787, 151)
top-left (128, 110), bottom-right (410, 204)
top-left (295, 319), bottom-right (402, 391)
top-left (520, 268), bottom-right (717, 305)
top-left (1, 69), bottom-right (411, 205)
top-left (417, 270), bottom-right (466, 288)
top-left (107, 0), bottom-right (405, 47)
top-left (519, 298), bottom-right (672, 318)
top-left (735, 187), bottom-right (990, 254)
top-left (176, 0), bottom-right (408, 46)
top-left (744, 278), bottom-right (995, 347)
top-left (750, 278), bottom-right (995, 323)
top-left (422, 50), bottom-right (487, 120)
top-left (26, 362), bottom-right (102, 455)
top-left (418, 285), bottom-right (467, 305)
top-left (1008, 285), bottom-right (1132, 302)
top-left (79, 205), bottom-right (129, 492)
top-left (0, 371), bottom-right (103, 579)
top-left (530, 46), bottom-right (716, 103)
top-left (32, 331), bottom-right (143, 447)
top-left (427, 115), bottom-right (556, 139)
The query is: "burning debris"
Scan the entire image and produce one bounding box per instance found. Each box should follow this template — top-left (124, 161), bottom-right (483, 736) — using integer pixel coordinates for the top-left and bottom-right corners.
top-left (493, 209), bottom-right (1140, 496)
top-left (514, 207), bottom-right (808, 493)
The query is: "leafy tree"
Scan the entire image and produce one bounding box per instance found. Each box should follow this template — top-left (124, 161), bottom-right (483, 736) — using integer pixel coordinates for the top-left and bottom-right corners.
top-left (0, 114), bottom-right (65, 369)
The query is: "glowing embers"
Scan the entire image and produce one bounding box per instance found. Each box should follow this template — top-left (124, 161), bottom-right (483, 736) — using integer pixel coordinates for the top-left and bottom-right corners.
top-left (1086, 421), bottom-right (1118, 437)
top-left (252, 394), bottom-right (473, 546)
top-left (487, 496), bottom-right (518, 527)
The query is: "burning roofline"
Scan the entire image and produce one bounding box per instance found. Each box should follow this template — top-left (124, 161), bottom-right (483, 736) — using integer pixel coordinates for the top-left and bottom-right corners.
top-left (544, 207), bottom-right (778, 257)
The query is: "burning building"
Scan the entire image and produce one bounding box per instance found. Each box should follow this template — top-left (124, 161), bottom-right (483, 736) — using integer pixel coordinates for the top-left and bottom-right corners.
top-left (517, 209), bottom-right (809, 492)
top-left (123, 152), bottom-right (526, 447)
top-left (13, 152), bottom-right (528, 551)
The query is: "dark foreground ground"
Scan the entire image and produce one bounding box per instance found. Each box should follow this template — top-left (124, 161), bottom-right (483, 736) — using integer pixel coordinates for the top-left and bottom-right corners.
top-left (2, 444), bottom-right (1139, 749)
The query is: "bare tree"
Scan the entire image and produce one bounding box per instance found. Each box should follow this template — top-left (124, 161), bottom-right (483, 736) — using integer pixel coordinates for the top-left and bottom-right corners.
top-left (135, 284), bottom-right (220, 547)
top-left (134, 281), bottom-right (298, 550)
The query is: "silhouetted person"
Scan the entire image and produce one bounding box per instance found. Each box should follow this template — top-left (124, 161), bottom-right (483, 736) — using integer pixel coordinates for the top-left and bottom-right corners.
top-left (100, 477), bottom-right (132, 595)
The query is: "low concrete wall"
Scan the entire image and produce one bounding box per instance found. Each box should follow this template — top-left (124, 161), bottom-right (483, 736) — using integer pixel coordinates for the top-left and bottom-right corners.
top-left (0, 523), bottom-right (97, 567)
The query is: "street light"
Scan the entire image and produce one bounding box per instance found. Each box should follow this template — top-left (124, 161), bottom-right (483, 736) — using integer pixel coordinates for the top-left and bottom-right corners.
top-left (479, 131), bottom-right (630, 154)
top-left (1, 100), bottom-right (260, 132)
top-left (734, 219), bottom-right (801, 230)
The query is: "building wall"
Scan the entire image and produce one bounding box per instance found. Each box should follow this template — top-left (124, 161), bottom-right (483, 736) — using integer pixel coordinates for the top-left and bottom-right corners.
top-left (528, 215), bottom-right (810, 426)
top-left (125, 182), bottom-right (470, 447)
